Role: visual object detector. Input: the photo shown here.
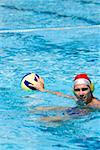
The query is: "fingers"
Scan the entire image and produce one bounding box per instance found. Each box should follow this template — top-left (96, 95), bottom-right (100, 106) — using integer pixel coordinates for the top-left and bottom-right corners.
top-left (35, 75), bottom-right (44, 86)
top-left (39, 77), bottom-right (44, 84)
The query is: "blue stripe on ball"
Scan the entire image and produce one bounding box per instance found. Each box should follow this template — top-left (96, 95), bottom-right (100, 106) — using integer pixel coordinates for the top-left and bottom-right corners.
top-left (21, 73), bottom-right (31, 81)
top-left (36, 74), bottom-right (39, 78)
top-left (34, 76), bottom-right (38, 82)
top-left (24, 80), bottom-right (37, 90)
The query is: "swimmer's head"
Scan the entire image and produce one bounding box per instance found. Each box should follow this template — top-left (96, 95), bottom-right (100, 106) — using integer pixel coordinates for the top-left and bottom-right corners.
top-left (73, 73), bottom-right (94, 92)
top-left (73, 73), bottom-right (94, 104)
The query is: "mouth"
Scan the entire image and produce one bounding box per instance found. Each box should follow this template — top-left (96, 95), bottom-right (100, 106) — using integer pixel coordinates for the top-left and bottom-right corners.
top-left (78, 95), bottom-right (87, 101)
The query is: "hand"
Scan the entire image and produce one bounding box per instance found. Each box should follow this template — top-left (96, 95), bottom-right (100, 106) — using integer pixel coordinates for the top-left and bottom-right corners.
top-left (29, 76), bottom-right (44, 92)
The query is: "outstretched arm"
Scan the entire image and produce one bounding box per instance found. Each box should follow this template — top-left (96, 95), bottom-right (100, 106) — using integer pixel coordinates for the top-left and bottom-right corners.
top-left (29, 76), bottom-right (76, 100)
top-left (43, 89), bottom-right (76, 100)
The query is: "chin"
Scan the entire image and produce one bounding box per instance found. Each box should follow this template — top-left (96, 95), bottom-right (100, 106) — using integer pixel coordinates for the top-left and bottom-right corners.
top-left (77, 96), bottom-right (87, 102)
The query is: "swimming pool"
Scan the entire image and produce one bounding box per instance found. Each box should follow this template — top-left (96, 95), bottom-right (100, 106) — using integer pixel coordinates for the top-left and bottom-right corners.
top-left (0, 0), bottom-right (100, 149)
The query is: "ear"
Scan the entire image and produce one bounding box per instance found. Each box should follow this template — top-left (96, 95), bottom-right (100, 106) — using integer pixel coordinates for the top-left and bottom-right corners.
top-left (90, 83), bottom-right (94, 92)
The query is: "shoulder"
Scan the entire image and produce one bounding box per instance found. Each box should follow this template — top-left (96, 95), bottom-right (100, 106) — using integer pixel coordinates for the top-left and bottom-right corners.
top-left (93, 97), bottom-right (100, 103)
top-left (90, 98), bottom-right (100, 108)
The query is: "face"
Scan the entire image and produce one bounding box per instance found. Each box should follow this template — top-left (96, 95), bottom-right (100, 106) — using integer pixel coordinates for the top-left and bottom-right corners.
top-left (74, 84), bottom-right (92, 103)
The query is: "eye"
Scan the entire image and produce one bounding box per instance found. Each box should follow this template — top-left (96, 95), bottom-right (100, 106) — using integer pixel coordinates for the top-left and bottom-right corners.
top-left (82, 88), bottom-right (88, 91)
top-left (74, 88), bottom-right (80, 92)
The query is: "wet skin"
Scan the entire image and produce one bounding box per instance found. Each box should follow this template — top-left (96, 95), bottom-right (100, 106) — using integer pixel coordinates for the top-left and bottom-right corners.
top-left (74, 84), bottom-right (92, 104)
top-left (74, 84), bottom-right (100, 108)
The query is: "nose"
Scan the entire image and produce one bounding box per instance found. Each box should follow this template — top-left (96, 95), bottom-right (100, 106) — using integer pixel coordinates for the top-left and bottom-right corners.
top-left (79, 90), bottom-right (84, 96)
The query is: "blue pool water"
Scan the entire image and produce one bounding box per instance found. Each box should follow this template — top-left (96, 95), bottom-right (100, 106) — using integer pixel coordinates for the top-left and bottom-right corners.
top-left (0, 0), bottom-right (100, 149)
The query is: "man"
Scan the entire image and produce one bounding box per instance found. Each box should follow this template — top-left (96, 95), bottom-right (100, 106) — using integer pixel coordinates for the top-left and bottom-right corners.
top-left (30, 73), bottom-right (100, 122)
top-left (31, 73), bottom-right (100, 108)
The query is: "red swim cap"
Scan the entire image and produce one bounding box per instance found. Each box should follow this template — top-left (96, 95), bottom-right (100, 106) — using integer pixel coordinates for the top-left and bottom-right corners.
top-left (74, 73), bottom-right (94, 92)
top-left (74, 73), bottom-right (91, 86)
top-left (74, 73), bottom-right (91, 81)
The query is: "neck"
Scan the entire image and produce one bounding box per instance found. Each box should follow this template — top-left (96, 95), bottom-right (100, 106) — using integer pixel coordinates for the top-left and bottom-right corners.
top-left (85, 94), bottom-right (93, 105)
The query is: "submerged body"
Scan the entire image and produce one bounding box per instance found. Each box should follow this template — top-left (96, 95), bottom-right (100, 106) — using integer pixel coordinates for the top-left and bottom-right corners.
top-left (32, 105), bottom-right (92, 122)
